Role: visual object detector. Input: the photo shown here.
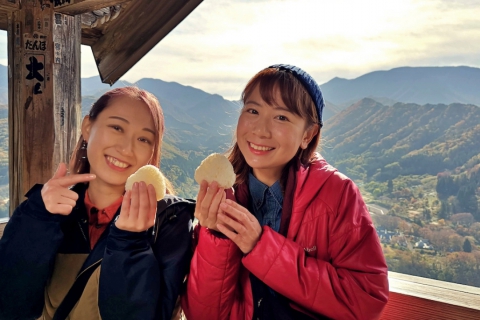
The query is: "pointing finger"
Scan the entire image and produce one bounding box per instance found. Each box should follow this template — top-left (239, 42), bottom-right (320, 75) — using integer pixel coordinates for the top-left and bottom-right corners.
top-left (57, 173), bottom-right (96, 188)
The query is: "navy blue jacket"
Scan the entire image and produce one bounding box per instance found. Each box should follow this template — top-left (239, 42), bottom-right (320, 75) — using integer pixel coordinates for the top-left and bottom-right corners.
top-left (0, 183), bottom-right (195, 320)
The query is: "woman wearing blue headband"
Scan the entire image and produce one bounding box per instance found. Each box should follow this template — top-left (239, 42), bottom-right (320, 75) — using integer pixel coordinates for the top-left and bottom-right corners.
top-left (182, 65), bottom-right (389, 320)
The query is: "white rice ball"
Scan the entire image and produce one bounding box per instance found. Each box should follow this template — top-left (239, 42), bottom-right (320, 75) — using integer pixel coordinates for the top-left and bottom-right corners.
top-left (194, 153), bottom-right (236, 188)
top-left (125, 165), bottom-right (166, 201)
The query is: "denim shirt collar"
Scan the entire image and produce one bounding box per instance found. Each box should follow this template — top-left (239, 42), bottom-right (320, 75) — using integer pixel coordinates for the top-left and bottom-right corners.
top-left (248, 172), bottom-right (283, 211)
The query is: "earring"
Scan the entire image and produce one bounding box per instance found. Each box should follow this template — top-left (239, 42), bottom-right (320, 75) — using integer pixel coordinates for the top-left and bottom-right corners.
top-left (80, 140), bottom-right (88, 161)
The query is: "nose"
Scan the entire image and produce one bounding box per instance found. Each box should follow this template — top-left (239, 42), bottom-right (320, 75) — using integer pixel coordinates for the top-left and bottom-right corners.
top-left (116, 136), bottom-right (134, 156)
top-left (252, 115), bottom-right (271, 139)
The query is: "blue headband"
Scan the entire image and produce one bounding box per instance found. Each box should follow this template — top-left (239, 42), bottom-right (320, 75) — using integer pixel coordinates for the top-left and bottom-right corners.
top-left (269, 64), bottom-right (324, 127)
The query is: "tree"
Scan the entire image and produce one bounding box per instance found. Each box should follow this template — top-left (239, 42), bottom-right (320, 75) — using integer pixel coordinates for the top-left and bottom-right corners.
top-left (463, 238), bottom-right (472, 253)
top-left (423, 207), bottom-right (431, 221)
top-left (437, 200), bottom-right (451, 220)
top-left (387, 179), bottom-right (394, 194)
top-left (436, 174), bottom-right (456, 200)
top-left (451, 213), bottom-right (475, 227)
top-left (457, 184), bottom-right (479, 221)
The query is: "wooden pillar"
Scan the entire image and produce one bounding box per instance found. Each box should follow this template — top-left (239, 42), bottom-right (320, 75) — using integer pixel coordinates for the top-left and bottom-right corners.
top-left (7, 0), bottom-right (81, 213)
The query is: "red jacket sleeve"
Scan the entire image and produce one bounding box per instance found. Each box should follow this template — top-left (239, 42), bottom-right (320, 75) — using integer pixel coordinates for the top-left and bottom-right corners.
top-left (181, 226), bottom-right (243, 320)
top-left (242, 180), bottom-right (389, 320)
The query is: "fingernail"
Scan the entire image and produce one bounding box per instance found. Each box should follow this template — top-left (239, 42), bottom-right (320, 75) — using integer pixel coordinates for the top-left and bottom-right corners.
top-left (89, 174), bottom-right (96, 179)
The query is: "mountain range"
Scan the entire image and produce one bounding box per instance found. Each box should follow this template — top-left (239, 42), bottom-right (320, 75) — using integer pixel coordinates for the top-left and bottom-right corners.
top-left (320, 66), bottom-right (480, 110)
top-left (0, 64), bottom-right (479, 199)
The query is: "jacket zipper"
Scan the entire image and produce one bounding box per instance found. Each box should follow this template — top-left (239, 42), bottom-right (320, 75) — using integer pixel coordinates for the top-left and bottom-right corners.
top-left (77, 221), bottom-right (88, 243)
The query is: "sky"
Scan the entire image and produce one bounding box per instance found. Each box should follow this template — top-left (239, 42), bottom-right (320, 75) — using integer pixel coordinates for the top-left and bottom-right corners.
top-left (1, 0), bottom-right (480, 100)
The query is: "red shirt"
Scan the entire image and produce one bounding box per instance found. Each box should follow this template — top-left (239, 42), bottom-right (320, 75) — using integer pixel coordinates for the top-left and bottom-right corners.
top-left (84, 191), bottom-right (123, 250)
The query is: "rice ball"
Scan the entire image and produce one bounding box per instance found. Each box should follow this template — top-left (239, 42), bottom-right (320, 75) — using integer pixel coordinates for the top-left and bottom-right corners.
top-left (194, 153), bottom-right (236, 188)
top-left (125, 165), bottom-right (166, 201)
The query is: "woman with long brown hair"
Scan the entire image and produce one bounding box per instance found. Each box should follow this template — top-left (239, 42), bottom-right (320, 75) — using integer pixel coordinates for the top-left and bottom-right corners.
top-left (0, 87), bottom-right (194, 320)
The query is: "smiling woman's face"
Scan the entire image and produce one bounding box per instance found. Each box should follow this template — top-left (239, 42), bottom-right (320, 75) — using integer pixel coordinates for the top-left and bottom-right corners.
top-left (236, 84), bottom-right (313, 186)
top-left (81, 95), bottom-right (156, 189)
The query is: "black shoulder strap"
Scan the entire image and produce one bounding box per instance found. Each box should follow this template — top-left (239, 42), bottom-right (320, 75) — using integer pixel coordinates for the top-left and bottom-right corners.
top-left (52, 259), bottom-right (102, 320)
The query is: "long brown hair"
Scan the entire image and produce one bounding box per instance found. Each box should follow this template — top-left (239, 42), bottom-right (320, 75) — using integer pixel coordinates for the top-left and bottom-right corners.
top-left (228, 67), bottom-right (321, 186)
top-left (69, 86), bottom-right (175, 194)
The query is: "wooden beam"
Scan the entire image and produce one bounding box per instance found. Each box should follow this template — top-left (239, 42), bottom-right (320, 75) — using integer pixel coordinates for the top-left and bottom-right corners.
top-left (0, 0), bottom-right (18, 31)
top-left (0, 0), bottom-right (18, 12)
top-left (8, 1), bottom-right (81, 211)
top-left (0, 12), bottom-right (7, 32)
top-left (91, 0), bottom-right (203, 85)
top-left (54, 0), bottom-right (130, 16)
top-left (80, 26), bottom-right (102, 46)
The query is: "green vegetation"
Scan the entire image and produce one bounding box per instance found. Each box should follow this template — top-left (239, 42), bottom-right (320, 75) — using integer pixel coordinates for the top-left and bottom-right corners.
top-left (322, 99), bottom-right (480, 287)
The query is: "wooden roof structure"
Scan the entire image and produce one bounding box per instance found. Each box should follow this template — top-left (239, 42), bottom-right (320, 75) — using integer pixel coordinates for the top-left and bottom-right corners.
top-left (0, 0), bottom-right (203, 84)
top-left (0, 0), bottom-right (202, 210)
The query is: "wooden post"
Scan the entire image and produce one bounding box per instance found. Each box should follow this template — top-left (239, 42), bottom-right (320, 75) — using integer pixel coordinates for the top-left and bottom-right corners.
top-left (7, 0), bottom-right (81, 213)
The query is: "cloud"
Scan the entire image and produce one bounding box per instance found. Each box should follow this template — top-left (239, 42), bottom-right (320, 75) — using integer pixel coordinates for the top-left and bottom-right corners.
top-left (4, 0), bottom-right (480, 100)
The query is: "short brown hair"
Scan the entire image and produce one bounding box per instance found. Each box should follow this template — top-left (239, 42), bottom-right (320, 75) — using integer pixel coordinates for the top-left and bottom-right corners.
top-left (228, 67), bottom-right (321, 186)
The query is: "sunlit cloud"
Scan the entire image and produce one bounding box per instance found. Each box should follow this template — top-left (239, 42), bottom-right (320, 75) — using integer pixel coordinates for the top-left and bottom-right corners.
top-left (3, 0), bottom-right (479, 100)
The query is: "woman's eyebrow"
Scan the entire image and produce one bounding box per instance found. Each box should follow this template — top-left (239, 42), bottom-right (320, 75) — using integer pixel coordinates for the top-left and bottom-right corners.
top-left (109, 116), bottom-right (156, 135)
top-left (245, 100), bottom-right (262, 106)
top-left (109, 116), bottom-right (129, 123)
top-left (272, 105), bottom-right (292, 113)
top-left (143, 128), bottom-right (156, 135)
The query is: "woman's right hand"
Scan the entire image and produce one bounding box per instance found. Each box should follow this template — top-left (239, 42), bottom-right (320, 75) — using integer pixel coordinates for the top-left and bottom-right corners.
top-left (195, 180), bottom-right (225, 231)
top-left (41, 162), bottom-right (96, 215)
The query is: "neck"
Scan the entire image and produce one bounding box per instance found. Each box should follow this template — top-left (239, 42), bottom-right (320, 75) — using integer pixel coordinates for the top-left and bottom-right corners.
top-left (87, 179), bottom-right (124, 209)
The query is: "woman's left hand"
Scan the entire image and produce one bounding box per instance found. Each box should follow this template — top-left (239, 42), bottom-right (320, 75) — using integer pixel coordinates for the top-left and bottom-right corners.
top-left (116, 181), bottom-right (157, 232)
top-left (217, 199), bottom-right (262, 254)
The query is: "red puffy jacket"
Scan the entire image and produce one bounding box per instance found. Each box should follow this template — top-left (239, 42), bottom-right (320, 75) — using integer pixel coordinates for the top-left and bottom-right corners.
top-left (182, 157), bottom-right (389, 320)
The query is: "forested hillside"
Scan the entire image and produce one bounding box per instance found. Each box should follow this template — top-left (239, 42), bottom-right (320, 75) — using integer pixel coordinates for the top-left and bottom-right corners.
top-left (322, 98), bottom-right (480, 182)
top-left (322, 99), bottom-right (480, 287)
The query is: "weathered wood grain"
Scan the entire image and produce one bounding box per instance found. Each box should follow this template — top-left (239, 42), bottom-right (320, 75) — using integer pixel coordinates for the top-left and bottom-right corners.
top-left (0, 0), bottom-right (18, 12)
top-left (54, 0), bottom-right (130, 16)
top-left (92, 0), bottom-right (203, 84)
top-left (8, 2), bottom-right (81, 212)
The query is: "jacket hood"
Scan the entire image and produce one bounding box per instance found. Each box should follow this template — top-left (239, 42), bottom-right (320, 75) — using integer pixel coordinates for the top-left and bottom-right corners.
top-left (286, 153), bottom-right (337, 240)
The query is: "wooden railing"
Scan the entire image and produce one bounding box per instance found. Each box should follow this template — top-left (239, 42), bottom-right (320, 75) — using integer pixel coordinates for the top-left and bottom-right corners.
top-left (1, 220), bottom-right (479, 319)
top-left (381, 271), bottom-right (480, 319)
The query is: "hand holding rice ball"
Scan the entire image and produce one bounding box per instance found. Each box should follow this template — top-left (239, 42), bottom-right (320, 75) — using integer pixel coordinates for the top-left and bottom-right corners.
top-left (194, 153), bottom-right (236, 188)
top-left (125, 165), bottom-right (166, 201)
top-left (194, 153), bottom-right (236, 231)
